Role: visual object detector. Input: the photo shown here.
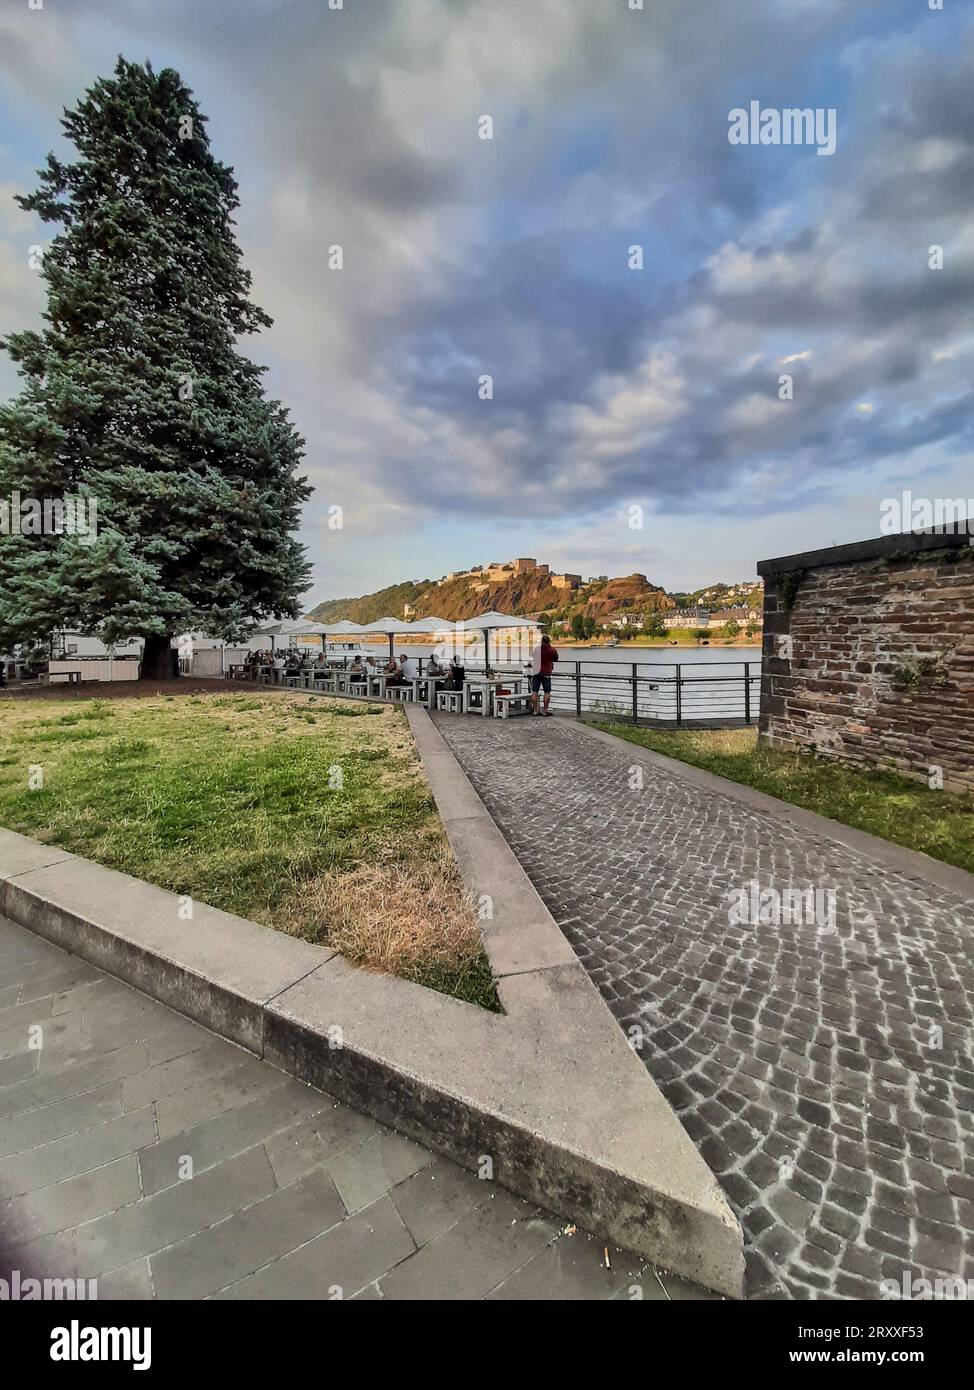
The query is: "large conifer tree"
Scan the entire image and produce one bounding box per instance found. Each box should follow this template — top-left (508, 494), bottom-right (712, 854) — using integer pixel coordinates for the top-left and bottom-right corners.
top-left (0, 58), bottom-right (311, 677)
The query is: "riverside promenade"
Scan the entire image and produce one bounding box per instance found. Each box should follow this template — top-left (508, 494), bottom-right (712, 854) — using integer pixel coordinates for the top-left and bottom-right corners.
top-left (0, 916), bottom-right (703, 1301)
top-left (432, 712), bottom-right (974, 1300)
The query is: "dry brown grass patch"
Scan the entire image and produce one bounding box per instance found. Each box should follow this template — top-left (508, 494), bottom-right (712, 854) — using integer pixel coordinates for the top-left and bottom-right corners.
top-left (278, 843), bottom-right (483, 975)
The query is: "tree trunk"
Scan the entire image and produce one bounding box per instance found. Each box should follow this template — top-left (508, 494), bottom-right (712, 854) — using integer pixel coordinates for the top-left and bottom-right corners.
top-left (140, 634), bottom-right (176, 680)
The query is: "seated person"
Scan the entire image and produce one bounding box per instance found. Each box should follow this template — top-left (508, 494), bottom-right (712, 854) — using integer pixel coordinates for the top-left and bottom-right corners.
top-left (449, 656), bottom-right (465, 690)
top-left (400, 653), bottom-right (420, 681)
top-left (348, 656), bottom-right (367, 681)
top-left (426, 653), bottom-right (447, 677)
top-left (384, 655), bottom-right (404, 685)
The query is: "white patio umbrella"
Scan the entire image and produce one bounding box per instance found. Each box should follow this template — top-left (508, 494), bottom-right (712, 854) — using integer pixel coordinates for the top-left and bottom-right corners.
top-left (406, 616), bottom-right (452, 634)
top-left (250, 617), bottom-right (331, 653)
top-left (417, 611), bottom-right (536, 674)
top-left (359, 616), bottom-right (417, 659)
top-left (322, 620), bottom-right (369, 634)
top-left (469, 611), bottom-right (536, 674)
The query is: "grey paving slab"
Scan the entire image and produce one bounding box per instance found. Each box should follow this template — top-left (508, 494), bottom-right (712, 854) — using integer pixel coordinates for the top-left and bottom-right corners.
top-left (262, 1105), bottom-right (381, 1188)
top-left (0, 932), bottom-right (67, 970)
top-left (16, 959), bottom-right (103, 1004)
top-left (0, 1050), bottom-right (38, 1089)
top-left (73, 1147), bottom-right (279, 1276)
top-left (378, 1190), bottom-right (559, 1300)
top-left (149, 1167), bottom-right (346, 1300)
top-left (0, 1108), bottom-right (155, 1197)
top-left (139, 1078), bottom-right (332, 1196)
top-left (0, 1008), bottom-right (87, 1063)
top-left (0, 995), bottom-right (54, 1036)
top-left (388, 1156), bottom-right (495, 1247)
top-left (0, 1042), bottom-right (147, 1119)
top-left (0, 1080), bottom-right (123, 1158)
top-left (212, 1195), bottom-right (416, 1300)
top-left (1, 1154), bottom-right (142, 1246)
top-left (486, 1230), bottom-right (646, 1300)
top-left (2, 1226), bottom-right (80, 1279)
top-left (350, 1280), bottom-right (384, 1300)
top-left (433, 713), bottom-right (974, 1300)
top-left (0, 983), bottom-right (23, 1010)
top-left (121, 1039), bottom-right (252, 1113)
top-left (326, 1128), bottom-right (433, 1214)
top-left (51, 976), bottom-right (143, 1018)
top-left (0, 917), bottom-right (710, 1300)
top-left (84, 996), bottom-right (201, 1050)
top-left (98, 1257), bottom-right (155, 1300)
top-left (150, 1057), bottom-right (292, 1138)
top-left (145, 1018), bottom-right (217, 1067)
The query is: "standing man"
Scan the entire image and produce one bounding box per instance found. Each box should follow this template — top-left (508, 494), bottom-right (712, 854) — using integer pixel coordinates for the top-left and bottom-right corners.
top-left (531, 633), bottom-right (558, 716)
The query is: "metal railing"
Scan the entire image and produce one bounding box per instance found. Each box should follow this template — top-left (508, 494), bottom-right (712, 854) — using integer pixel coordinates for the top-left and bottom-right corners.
top-left (545, 659), bottom-right (761, 727)
top-left (229, 656), bottom-right (760, 728)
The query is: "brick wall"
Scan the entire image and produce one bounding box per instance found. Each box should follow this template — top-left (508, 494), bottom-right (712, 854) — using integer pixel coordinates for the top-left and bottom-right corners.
top-left (758, 536), bottom-right (974, 794)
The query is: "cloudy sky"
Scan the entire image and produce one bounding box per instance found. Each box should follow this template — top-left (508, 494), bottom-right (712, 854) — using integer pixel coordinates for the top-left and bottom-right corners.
top-left (1, 0), bottom-right (971, 606)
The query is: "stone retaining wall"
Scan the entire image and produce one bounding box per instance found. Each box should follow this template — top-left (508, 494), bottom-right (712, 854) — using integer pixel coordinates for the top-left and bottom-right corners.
top-left (758, 531), bottom-right (974, 794)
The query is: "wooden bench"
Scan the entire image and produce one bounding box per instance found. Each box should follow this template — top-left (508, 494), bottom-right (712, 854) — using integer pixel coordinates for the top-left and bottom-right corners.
top-left (493, 692), bottom-right (533, 718)
top-left (436, 689), bottom-right (464, 714)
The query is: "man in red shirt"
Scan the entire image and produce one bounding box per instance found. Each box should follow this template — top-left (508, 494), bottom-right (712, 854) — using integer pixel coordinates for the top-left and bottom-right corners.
top-left (531, 634), bottom-right (559, 716)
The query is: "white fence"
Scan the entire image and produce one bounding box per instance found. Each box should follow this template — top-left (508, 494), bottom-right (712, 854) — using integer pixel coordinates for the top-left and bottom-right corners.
top-left (48, 657), bottom-right (139, 683)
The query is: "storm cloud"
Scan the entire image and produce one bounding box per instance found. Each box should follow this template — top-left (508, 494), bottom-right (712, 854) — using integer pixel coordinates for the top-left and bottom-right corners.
top-left (0, 0), bottom-right (970, 598)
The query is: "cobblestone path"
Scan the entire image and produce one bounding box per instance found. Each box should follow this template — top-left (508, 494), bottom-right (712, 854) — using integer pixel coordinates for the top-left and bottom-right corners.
top-left (432, 712), bottom-right (974, 1300)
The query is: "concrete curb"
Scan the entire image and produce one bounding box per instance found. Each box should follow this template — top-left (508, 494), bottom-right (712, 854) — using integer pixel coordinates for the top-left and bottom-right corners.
top-left (404, 705), bottom-right (579, 979)
top-left (576, 719), bottom-right (974, 901)
top-left (0, 712), bottom-right (745, 1298)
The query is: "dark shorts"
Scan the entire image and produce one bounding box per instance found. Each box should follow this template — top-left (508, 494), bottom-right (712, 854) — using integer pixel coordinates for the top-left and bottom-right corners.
top-left (531, 673), bottom-right (551, 694)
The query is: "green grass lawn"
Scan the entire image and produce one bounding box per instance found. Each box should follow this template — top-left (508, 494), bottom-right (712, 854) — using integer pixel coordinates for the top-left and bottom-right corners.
top-left (0, 689), bottom-right (496, 1007)
top-left (591, 723), bottom-right (974, 874)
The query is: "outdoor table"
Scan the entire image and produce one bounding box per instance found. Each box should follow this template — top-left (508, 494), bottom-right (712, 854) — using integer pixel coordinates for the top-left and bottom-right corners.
top-left (463, 675), bottom-right (523, 717)
top-left (414, 673), bottom-right (449, 707)
top-left (335, 671), bottom-right (368, 695)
